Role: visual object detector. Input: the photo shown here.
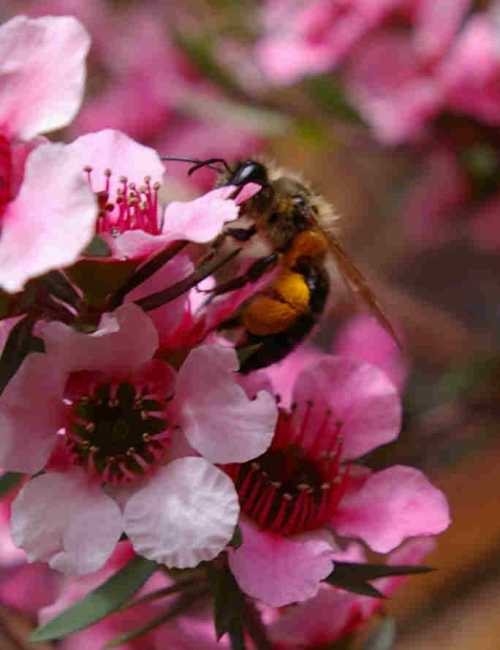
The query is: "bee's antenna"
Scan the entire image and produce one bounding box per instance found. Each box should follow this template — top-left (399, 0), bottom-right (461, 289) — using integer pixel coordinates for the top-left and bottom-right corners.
top-left (160, 156), bottom-right (231, 176)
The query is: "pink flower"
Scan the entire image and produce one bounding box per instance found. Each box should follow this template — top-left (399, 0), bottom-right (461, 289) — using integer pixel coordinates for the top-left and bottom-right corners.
top-left (1, 303), bottom-right (277, 573)
top-left (225, 356), bottom-right (449, 606)
top-left (268, 538), bottom-right (435, 649)
top-left (67, 129), bottom-right (242, 261)
top-left (333, 314), bottom-right (408, 392)
top-left (345, 30), bottom-right (443, 144)
top-left (439, 12), bottom-right (500, 126)
top-left (469, 193), bottom-right (500, 251)
top-left (256, 0), bottom-right (401, 85)
top-left (0, 15), bottom-right (94, 292)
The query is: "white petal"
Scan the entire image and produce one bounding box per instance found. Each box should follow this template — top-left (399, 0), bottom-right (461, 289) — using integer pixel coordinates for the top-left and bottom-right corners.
top-left (175, 345), bottom-right (277, 463)
top-left (124, 458), bottom-right (239, 568)
top-left (11, 470), bottom-right (123, 575)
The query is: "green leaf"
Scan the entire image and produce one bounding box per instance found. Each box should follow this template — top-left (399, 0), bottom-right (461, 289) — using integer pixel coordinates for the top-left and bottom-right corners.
top-left (83, 235), bottom-right (112, 258)
top-left (30, 556), bottom-right (158, 642)
top-left (0, 472), bottom-right (22, 498)
top-left (363, 617), bottom-right (396, 650)
top-left (228, 525), bottom-right (244, 550)
top-left (333, 562), bottom-right (434, 581)
top-left (325, 562), bottom-right (433, 599)
top-left (0, 315), bottom-right (44, 396)
top-left (207, 563), bottom-right (247, 648)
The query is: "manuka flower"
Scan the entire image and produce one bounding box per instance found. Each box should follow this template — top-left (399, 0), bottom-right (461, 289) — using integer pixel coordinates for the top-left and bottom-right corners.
top-left (0, 14), bottom-right (95, 292)
top-left (225, 355), bottom-right (450, 606)
top-left (0, 303), bottom-right (277, 573)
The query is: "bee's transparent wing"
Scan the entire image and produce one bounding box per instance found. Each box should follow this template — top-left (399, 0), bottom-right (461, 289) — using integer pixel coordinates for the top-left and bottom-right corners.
top-left (326, 233), bottom-right (402, 349)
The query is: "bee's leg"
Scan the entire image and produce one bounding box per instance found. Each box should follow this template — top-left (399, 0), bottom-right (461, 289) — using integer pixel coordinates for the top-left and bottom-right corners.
top-left (205, 253), bottom-right (278, 297)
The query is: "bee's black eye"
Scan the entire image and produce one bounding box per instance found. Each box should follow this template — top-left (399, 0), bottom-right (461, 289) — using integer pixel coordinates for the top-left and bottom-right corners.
top-left (292, 194), bottom-right (306, 208)
top-left (268, 212), bottom-right (279, 224)
top-left (228, 160), bottom-right (268, 187)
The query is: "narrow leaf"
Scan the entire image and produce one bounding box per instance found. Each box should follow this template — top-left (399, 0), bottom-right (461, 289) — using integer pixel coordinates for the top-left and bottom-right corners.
top-left (105, 587), bottom-right (208, 648)
top-left (0, 472), bottom-right (22, 498)
top-left (83, 235), bottom-right (112, 258)
top-left (207, 564), bottom-right (246, 645)
top-left (40, 271), bottom-right (81, 307)
top-left (0, 315), bottom-right (43, 395)
top-left (30, 556), bottom-right (157, 642)
top-left (325, 572), bottom-right (385, 599)
top-left (333, 562), bottom-right (434, 581)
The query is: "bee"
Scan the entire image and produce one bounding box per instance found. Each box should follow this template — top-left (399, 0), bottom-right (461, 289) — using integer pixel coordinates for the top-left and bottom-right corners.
top-left (163, 157), bottom-right (399, 373)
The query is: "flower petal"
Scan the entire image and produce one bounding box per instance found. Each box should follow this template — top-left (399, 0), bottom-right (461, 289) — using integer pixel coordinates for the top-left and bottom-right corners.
top-left (228, 521), bottom-right (334, 607)
top-left (162, 187), bottom-right (239, 243)
top-left (0, 16), bottom-right (90, 140)
top-left (42, 303), bottom-right (158, 374)
top-left (124, 458), bottom-right (239, 568)
top-left (11, 470), bottom-right (123, 574)
top-left (292, 356), bottom-right (401, 461)
top-left (0, 353), bottom-right (66, 473)
top-left (0, 141), bottom-right (97, 293)
top-left (175, 345), bottom-right (277, 463)
top-left (332, 466), bottom-right (450, 553)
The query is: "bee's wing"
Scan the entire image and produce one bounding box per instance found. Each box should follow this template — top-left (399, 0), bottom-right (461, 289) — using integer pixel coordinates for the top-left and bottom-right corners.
top-left (325, 232), bottom-right (402, 349)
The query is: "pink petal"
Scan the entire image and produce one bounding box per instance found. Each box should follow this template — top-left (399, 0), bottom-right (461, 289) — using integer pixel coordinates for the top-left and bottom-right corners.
top-left (42, 303), bottom-right (158, 374)
top-left (124, 458), bottom-right (239, 568)
top-left (374, 537), bottom-right (436, 597)
top-left (175, 345), bottom-right (277, 463)
top-left (332, 466), bottom-right (450, 553)
top-left (228, 520), bottom-right (334, 607)
top-left (0, 16), bottom-right (90, 140)
top-left (333, 315), bottom-right (408, 392)
top-left (11, 470), bottom-right (123, 574)
top-left (0, 353), bottom-right (66, 473)
top-left (0, 141), bottom-right (97, 292)
top-left (414, 0), bottom-right (472, 62)
top-left (470, 193), bottom-right (500, 251)
top-left (162, 187), bottom-right (239, 243)
top-left (67, 128), bottom-right (165, 196)
top-left (292, 356), bottom-right (401, 461)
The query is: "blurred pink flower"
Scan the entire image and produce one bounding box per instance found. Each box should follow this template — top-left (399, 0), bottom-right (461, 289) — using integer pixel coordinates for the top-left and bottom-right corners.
top-left (439, 11), bottom-right (500, 126)
top-left (256, 0), bottom-right (401, 85)
top-left (469, 193), bottom-right (500, 251)
top-left (345, 30), bottom-right (443, 144)
top-left (0, 15), bottom-right (95, 292)
top-left (0, 303), bottom-right (277, 573)
top-left (225, 356), bottom-right (449, 606)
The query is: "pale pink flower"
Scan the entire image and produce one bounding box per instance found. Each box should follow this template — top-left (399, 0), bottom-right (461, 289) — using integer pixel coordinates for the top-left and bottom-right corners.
top-left (0, 15), bottom-right (94, 292)
top-left (268, 538), bottom-right (435, 649)
top-left (439, 12), bottom-right (500, 126)
top-left (413, 0), bottom-right (472, 63)
top-left (345, 30), bottom-right (443, 144)
top-left (70, 129), bottom-right (242, 260)
top-left (333, 314), bottom-right (408, 392)
top-left (256, 0), bottom-right (401, 85)
top-left (225, 356), bottom-right (449, 606)
top-left (1, 303), bottom-right (277, 573)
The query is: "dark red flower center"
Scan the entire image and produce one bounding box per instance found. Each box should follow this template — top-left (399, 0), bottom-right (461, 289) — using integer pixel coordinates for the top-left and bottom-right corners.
top-left (64, 372), bottom-right (169, 484)
top-left (225, 400), bottom-right (349, 536)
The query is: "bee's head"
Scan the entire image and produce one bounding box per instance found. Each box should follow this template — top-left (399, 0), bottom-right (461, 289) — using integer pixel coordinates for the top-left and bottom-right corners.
top-left (227, 160), bottom-right (269, 187)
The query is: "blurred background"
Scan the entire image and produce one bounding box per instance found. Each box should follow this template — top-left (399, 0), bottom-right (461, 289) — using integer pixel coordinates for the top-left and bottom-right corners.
top-left (1, 0), bottom-right (500, 648)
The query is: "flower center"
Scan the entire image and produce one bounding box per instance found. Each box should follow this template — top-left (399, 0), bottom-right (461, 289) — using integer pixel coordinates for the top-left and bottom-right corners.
top-left (65, 374), bottom-right (169, 484)
top-left (225, 401), bottom-right (349, 535)
top-left (0, 135), bottom-right (13, 218)
top-left (84, 166), bottom-right (161, 237)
